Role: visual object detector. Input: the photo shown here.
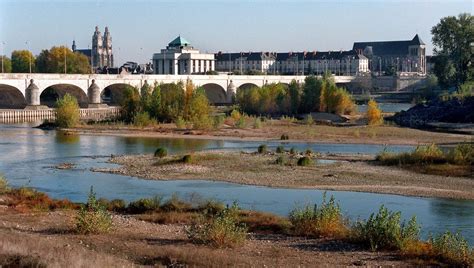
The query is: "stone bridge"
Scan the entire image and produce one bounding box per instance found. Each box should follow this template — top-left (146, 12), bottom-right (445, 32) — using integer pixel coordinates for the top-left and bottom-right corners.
top-left (0, 73), bottom-right (356, 108)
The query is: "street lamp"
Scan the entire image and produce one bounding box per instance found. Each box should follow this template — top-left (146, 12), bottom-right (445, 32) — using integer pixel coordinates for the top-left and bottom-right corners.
top-left (25, 41), bottom-right (32, 73)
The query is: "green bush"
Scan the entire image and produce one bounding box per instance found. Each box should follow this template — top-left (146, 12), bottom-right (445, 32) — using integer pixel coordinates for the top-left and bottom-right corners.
top-left (289, 194), bottom-right (347, 238)
top-left (55, 93), bottom-right (80, 128)
top-left (235, 116), bottom-right (246, 129)
top-left (352, 205), bottom-right (420, 251)
top-left (305, 114), bottom-right (314, 125)
top-left (0, 176), bottom-right (8, 194)
top-left (186, 203), bottom-right (247, 248)
top-left (253, 117), bottom-right (263, 129)
top-left (305, 149), bottom-right (313, 155)
top-left (280, 134), bottom-right (289, 140)
top-left (290, 147), bottom-right (297, 155)
top-left (376, 144), bottom-right (447, 166)
top-left (429, 231), bottom-right (474, 266)
top-left (448, 143), bottom-right (474, 165)
top-left (98, 198), bottom-right (126, 212)
top-left (127, 195), bottom-right (163, 214)
top-left (161, 194), bottom-right (192, 212)
top-left (275, 156), bottom-right (286, 165)
top-left (133, 111), bottom-right (157, 127)
top-left (182, 154), bottom-right (193, 163)
top-left (197, 199), bottom-right (225, 215)
top-left (213, 115), bottom-right (225, 129)
top-left (297, 156), bottom-right (312, 166)
top-left (154, 147), bottom-right (168, 158)
top-left (76, 187), bottom-right (113, 234)
top-left (257, 144), bottom-right (267, 154)
top-left (276, 145), bottom-right (285, 154)
top-left (175, 116), bottom-right (186, 129)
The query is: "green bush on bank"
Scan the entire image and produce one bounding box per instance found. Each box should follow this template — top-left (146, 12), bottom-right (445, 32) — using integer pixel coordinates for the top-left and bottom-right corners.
top-left (154, 147), bottom-right (168, 158)
top-left (186, 203), bottom-right (247, 248)
top-left (55, 93), bottom-right (80, 128)
top-left (289, 194), bottom-right (347, 238)
top-left (297, 156), bottom-right (312, 166)
top-left (429, 231), bottom-right (474, 266)
top-left (352, 205), bottom-right (420, 251)
top-left (75, 187), bottom-right (113, 234)
top-left (257, 144), bottom-right (267, 154)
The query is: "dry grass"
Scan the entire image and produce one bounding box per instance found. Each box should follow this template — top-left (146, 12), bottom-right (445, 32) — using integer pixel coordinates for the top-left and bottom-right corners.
top-left (4, 187), bottom-right (78, 212)
top-left (137, 211), bottom-right (198, 224)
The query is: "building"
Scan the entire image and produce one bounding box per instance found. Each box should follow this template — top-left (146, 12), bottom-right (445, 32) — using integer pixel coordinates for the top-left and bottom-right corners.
top-left (72, 26), bottom-right (114, 70)
top-left (352, 34), bottom-right (426, 76)
top-left (215, 50), bottom-right (369, 75)
top-left (152, 36), bottom-right (215, 75)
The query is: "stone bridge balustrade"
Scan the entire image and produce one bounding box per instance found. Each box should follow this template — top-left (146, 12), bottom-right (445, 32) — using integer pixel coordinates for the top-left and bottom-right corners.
top-left (0, 73), bottom-right (356, 108)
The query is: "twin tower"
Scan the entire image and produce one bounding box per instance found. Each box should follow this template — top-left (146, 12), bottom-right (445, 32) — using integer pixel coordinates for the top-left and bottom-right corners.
top-left (92, 26), bottom-right (114, 69)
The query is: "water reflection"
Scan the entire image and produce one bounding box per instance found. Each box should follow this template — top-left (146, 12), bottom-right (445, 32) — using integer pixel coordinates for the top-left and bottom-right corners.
top-left (55, 131), bottom-right (80, 144)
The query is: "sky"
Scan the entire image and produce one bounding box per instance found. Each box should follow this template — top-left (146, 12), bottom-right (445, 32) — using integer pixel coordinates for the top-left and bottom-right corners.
top-left (0, 0), bottom-right (472, 65)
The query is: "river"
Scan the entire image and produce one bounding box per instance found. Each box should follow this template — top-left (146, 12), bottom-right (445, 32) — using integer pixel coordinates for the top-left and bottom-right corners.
top-left (0, 122), bottom-right (472, 243)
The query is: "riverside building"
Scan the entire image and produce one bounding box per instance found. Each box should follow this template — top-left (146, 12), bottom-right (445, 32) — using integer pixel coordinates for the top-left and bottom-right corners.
top-left (152, 36), bottom-right (215, 75)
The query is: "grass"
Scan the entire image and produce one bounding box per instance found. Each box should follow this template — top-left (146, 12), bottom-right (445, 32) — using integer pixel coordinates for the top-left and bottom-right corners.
top-left (186, 203), bottom-right (248, 248)
top-left (75, 187), bottom-right (113, 234)
top-left (289, 194), bottom-right (348, 238)
top-left (352, 205), bottom-right (420, 251)
top-left (376, 144), bottom-right (473, 177)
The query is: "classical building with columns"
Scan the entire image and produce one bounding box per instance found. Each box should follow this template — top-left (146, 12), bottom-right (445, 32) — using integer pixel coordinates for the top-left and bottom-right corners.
top-left (152, 36), bottom-right (215, 75)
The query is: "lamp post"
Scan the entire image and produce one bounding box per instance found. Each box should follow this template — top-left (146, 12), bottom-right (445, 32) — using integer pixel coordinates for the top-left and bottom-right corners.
top-left (25, 41), bottom-right (32, 73)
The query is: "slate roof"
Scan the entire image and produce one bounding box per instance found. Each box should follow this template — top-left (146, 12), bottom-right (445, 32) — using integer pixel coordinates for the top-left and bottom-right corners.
top-left (215, 52), bottom-right (276, 61)
top-left (168, 36), bottom-right (191, 47)
top-left (216, 50), bottom-right (365, 62)
top-left (352, 35), bottom-right (425, 56)
top-left (75, 49), bottom-right (92, 58)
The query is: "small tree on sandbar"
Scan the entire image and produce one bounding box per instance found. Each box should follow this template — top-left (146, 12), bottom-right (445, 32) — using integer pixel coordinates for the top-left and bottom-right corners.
top-left (367, 99), bottom-right (383, 126)
top-left (56, 93), bottom-right (80, 128)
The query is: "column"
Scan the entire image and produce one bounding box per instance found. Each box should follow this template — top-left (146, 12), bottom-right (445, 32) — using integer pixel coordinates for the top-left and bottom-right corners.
top-left (188, 59), bottom-right (193, 74)
top-left (211, 60), bottom-right (215, 72)
top-left (173, 60), bottom-right (178, 75)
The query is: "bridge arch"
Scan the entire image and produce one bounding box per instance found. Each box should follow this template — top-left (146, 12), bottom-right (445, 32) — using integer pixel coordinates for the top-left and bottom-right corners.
top-left (101, 83), bottom-right (137, 105)
top-left (0, 84), bottom-right (27, 109)
top-left (40, 84), bottom-right (88, 108)
top-left (237, 83), bottom-right (260, 91)
top-left (201, 83), bottom-right (227, 104)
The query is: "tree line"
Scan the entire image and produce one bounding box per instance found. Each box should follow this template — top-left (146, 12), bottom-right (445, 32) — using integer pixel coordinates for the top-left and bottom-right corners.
top-left (236, 74), bottom-right (356, 116)
top-left (1, 46), bottom-right (90, 74)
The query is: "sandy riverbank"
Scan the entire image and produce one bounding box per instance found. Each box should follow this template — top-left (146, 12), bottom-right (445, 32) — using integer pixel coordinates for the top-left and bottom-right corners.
top-left (92, 151), bottom-right (474, 200)
top-left (69, 120), bottom-right (473, 146)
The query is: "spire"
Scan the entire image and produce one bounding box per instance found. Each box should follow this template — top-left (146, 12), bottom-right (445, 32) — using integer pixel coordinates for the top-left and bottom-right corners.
top-left (72, 40), bottom-right (76, 51)
top-left (411, 34), bottom-right (425, 45)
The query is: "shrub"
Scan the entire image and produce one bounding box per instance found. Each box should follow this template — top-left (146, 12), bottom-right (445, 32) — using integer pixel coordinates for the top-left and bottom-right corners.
top-left (235, 116), bottom-right (246, 129)
top-left (197, 199), bottom-right (225, 215)
top-left (253, 117), bottom-right (263, 129)
top-left (182, 154), bottom-right (193, 163)
top-left (213, 115), bottom-right (225, 129)
top-left (448, 143), bottom-right (474, 165)
top-left (257, 144), bottom-right (267, 154)
top-left (352, 205), bottom-right (420, 251)
top-left (187, 203), bottom-right (247, 248)
top-left (276, 145), bottom-right (285, 153)
top-left (305, 149), bottom-right (313, 156)
top-left (154, 147), bottom-right (168, 158)
top-left (76, 187), bottom-right (113, 234)
top-left (376, 144), bottom-right (446, 166)
top-left (161, 194), bottom-right (192, 212)
top-left (230, 109), bottom-right (241, 122)
top-left (289, 194), bottom-right (347, 238)
top-left (305, 114), bottom-right (314, 125)
top-left (367, 99), bottom-right (383, 126)
top-left (429, 231), bottom-right (474, 266)
top-left (290, 147), bottom-right (297, 155)
top-left (297, 156), bottom-right (312, 166)
top-left (55, 93), bottom-right (80, 128)
top-left (127, 195), bottom-right (162, 214)
top-left (280, 134), bottom-right (289, 140)
top-left (275, 155), bottom-right (286, 165)
top-left (98, 198), bottom-right (126, 212)
top-left (133, 111), bottom-right (157, 127)
top-left (175, 116), bottom-right (186, 129)
top-left (0, 176), bottom-right (8, 194)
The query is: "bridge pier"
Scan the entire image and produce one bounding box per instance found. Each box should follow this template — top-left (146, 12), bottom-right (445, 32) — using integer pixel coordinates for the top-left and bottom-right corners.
top-left (227, 80), bottom-right (236, 103)
top-left (24, 79), bottom-right (48, 110)
top-left (87, 79), bottom-right (107, 108)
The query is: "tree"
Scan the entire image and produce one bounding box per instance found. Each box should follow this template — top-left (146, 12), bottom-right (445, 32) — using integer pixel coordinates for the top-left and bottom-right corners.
top-left (367, 99), bottom-right (383, 126)
top-left (301, 75), bottom-right (322, 113)
top-left (159, 82), bottom-right (184, 122)
top-left (189, 88), bottom-right (212, 129)
top-left (149, 83), bottom-right (162, 119)
top-left (120, 86), bottom-right (140, 123)
top-left (36, 46), bottom-right (90, 74)
top-left (183, 80), bottom-right (195, 120)
top-left (431, 13), bottom-right (474, 88)
top-left (288, 80), bottom-right (301, 115)
top-left (1, 56), bottom-right (12, 73)
top-left (56, 93), bottom-right (80, 128)
top-left (11, 50), bottom-right (34, 73)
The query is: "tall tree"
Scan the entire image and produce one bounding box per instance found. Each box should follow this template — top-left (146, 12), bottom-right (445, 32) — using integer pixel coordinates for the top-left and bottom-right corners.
top-left (431, 13), bottom-right (474, 88)
top-left (1, 56), bottom-right (12, 73)
top-left (11, 50), bottom-right (35, 73)
top-left (288, 80), bottom-right (301, 115)
top-left (35, 46), bottom-right (90, 74)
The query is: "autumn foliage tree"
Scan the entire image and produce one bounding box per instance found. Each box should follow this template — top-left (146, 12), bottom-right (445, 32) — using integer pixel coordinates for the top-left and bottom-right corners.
top-left (11, 50), bottom-right (35, 73)
top-left (367, 99), bottom-right (383, 126)
top-left (55, 93), bottom-right (80, 128)
top-left (36, 46), bottom-right (90, 74)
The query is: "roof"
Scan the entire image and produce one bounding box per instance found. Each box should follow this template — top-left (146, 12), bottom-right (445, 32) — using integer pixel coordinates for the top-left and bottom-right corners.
top-left (168, 36), bottom-right (191, 47)
top-left (353, 35), bottom-right (425, 56)
top-left (75, 49), bottom-right (92, 57)
top-left (215, 50), bottom-right (366, 62)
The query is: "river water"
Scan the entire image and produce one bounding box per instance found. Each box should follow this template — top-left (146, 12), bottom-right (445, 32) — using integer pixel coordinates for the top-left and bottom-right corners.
top-left (0, 122), bottom-right (472, 243)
